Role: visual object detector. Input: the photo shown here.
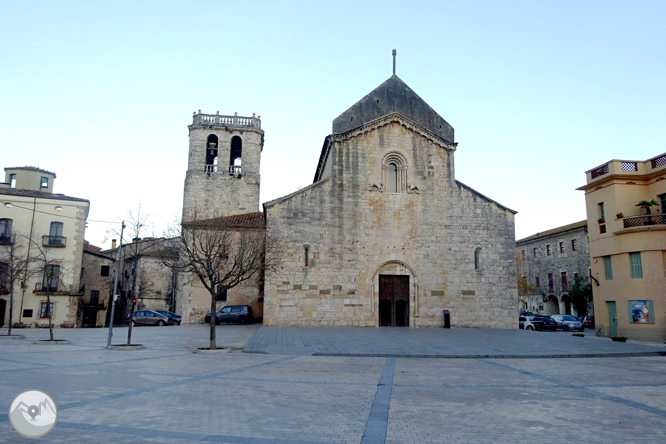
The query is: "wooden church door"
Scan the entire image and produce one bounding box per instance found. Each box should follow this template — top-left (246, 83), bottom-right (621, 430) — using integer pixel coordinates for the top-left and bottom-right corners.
top-left (378, 275), bottom-right (409, 327)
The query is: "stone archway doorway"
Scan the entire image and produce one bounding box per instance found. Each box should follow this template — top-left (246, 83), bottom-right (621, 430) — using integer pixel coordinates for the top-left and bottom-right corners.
top-left (378, 275), bottom-right (409, 327)
top-left (544, 296), bottom-right (558, 315)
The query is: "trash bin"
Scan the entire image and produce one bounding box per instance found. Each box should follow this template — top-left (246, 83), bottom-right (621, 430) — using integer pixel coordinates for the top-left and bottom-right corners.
top-left (443, 310), bottom-right (450, 328)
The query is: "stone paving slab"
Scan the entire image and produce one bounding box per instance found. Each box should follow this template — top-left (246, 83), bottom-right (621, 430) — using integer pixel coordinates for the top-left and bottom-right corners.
top-left (245, 326), bottom-right (666, 357)
top-left (1, 325), bottom-right (666, 444)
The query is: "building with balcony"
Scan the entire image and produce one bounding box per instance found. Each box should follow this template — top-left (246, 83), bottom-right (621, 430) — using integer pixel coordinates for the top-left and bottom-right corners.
top-left (516, 221), bottom-right (592, 316)
top-left (0, 166), bottom-right (89, 328)
top-left (577, 152), bottom-right (666, 340)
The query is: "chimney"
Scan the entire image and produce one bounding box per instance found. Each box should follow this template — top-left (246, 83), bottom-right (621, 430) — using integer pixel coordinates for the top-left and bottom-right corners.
top-left (111, 239), bottom-right (117, 249)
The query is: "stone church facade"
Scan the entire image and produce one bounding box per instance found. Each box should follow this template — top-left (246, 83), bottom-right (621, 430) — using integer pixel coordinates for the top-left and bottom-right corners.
top-left (181, 74), bottom-right (518, 328)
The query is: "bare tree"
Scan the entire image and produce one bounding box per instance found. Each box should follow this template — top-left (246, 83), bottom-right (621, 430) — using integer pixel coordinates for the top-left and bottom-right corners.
top-left (106, 204), bottom-right (153, 345)
top-left (0, 233), bottom-right (39, 335)
top-left (164, 215), bottom-right (281, 350)
top-left (28, 237), bottom-right (72, 341)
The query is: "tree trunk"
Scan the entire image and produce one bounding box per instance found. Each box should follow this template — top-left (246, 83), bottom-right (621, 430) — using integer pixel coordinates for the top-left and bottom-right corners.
top-left (209, 296), bottom-right (216, 350)
top-left (8, 289), bottom-right (14, 336)
top-left (47, 293), bottom-right (54, 341)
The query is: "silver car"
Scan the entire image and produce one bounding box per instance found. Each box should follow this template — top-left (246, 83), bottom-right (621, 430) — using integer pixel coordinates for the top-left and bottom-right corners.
top-left (131, 310), bottom-right (169, 327)
top-left (551, 314), bottom-right (584, 331)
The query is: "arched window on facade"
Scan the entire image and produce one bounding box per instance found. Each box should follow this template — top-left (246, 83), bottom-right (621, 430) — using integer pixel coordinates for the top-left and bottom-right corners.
top-left (230, 136), bottom-right (242, 174)
top-left (474, 247), bottom-right (482, 270)
top-left (205, 135), bottom-right (218, 172)
top-left (382, 152), bottom-right (407, 193)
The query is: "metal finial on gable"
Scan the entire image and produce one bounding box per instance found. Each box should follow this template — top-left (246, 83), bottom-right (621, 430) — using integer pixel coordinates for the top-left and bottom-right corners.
top-left (392, 49), bottom-right (397, 75)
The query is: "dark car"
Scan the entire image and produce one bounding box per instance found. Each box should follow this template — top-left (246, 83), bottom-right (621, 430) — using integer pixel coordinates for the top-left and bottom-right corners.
top-left (205, 305), bottom-right (254, 325)
top-left (583, 316), bottom-right (595, 328)
top-left (532, 315), bottom-right (557, 331)
top-left (156, 310), bottom-right (182, 326)
top-left (131, 310), bottom-right (169, 326)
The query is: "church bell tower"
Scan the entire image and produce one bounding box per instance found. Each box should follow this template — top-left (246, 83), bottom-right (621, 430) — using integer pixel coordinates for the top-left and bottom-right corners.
top-left (182, 111), bottom-right (264, 223)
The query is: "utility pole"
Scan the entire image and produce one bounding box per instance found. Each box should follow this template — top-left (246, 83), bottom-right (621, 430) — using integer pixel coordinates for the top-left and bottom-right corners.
top-left (106, 221), bottom-right (125, 348)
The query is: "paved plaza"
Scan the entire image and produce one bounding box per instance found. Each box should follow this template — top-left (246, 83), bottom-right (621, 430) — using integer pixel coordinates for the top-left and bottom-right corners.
top-left (1, 324), bottom-right (665, 443)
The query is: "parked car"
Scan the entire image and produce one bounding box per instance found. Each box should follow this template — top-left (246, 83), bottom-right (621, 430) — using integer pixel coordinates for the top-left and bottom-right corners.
top-left (519, 315), bottom-right (544, 331)
top-left (205, 305), bottom-right (254, 325)
top-left (531, 315), bottom-right (558, 331)
top-left (156, 310), bottom-right (182, 326)
top-left (131, 310), bottom-right (169, 326)
top-left (551, 314), bottom-right (584, 331)
top-left (583, 316), bottom-right (595, 328)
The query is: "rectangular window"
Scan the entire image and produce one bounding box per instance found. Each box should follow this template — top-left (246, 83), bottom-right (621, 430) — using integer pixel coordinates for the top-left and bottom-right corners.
top-left (546, 245), bottom-right (551, 256)
top-left (23, 309), bottom-right (33, 318)
top-left (521, 250), bottom-right (525, 259)
top-left (304, 246), bottom-right (309, 267)
top-left (561, 272), bottom-right (568, 291)
top-left (533, 248), bottom-right (537, 258)
top-left (598, 202), bottom-right (605, 221)
top-left (42, 264), bottom-right (60, 292)
top-left (603, 256), bottom-right (613, 280)
top-left (535, 277), bottom-right (540, 288)
top-left (559, 242), bottom-right (564, 253)
top-left (90, 290), bottom-right (100, 305)
top-left (571, 240), bottom-right (577, 251)
top-left (100, 265), bottom-right (110, 277)
top-left (630, 252), bottom-right (643, 278)
top-left (660, 193), bottom-right (666, 214)
top-left (0, 218), bottom-right (12, 242)
top-left (40, 176), bottom-right (48, 189)
top-left (9, 174), bottom-right (16, 188)
top-left (40, 302), bottom-right (53, 318)
top-left (548, 273), bottom-right (554, 292)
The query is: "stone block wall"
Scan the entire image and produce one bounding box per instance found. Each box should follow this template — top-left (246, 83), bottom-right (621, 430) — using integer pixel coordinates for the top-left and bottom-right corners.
top-left (264, 117), bottom-right (517, 328)
top-left (183, 124), bottom-right (263, 222)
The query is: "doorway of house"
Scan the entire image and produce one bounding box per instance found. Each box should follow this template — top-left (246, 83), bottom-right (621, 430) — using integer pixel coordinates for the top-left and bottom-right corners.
top-left (607, 301), bottom-right (617, 336)
top-left (82, 307), bottom-right (97, 327)
top-left (378, 275), bottom-right (409, 327)
top-left (0, 299), bottom-right (6, 328)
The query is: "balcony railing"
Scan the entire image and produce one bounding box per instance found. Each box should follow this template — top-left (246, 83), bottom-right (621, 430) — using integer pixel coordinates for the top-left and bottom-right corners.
top-left (203, 164), bottom-right (243, 175)
top-left (192, 111), bottom-right (261, 129)
top-left (42, 235), bottom-right (66, 247)
top-left (35, 283), bottom-right (61, 293)
top-left (623, 213), bottom-right (666, 228)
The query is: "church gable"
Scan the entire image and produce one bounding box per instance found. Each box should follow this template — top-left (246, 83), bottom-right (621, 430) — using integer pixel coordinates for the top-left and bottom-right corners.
top-left (332, 75), bottom-right (454, 143)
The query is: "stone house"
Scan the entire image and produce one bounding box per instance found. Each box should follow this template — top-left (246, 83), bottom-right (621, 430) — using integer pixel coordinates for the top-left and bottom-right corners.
top-left (181, 73), bottom-right (518, 328)
top-left (79, 243), bottom-right (114, 327)
top-left (515, 221), bottom-right (592, 316)
top-left (578, 152), bottom-right (666, 340)
top-left (0, 166), bottom-right (89, 328)
top-left (102, 237), bottom-right (179, 323)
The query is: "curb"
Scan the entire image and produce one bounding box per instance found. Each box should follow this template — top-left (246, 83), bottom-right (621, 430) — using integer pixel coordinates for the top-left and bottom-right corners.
top-left (311, 351), bottom-right (666, 359)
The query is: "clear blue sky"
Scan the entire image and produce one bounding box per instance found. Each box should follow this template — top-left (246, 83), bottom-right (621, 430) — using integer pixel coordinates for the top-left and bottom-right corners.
top-left (1, 1), bottom-right (664, 247)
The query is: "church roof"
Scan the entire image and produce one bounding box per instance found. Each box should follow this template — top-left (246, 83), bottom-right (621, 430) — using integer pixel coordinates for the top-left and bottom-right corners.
top-left (332, 75), bottom-right (454, 143)
top-left (516, 220), bottom-right (587, 244)
top-left (183, 212), bottom-right (266, 230)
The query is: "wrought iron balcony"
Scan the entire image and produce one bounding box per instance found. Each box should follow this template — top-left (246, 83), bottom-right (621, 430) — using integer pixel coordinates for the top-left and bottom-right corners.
top-left (42, 235), bottom-right (66, 247)
top-left (35, 283), bottom-right (61, 293)
top-left (623, 213), bottom-right (666, 228)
